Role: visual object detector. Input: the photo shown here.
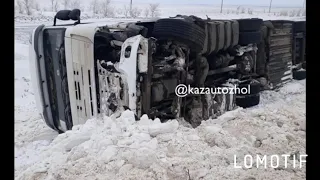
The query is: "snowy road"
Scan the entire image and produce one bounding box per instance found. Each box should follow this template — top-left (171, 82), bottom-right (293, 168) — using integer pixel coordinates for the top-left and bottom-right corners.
top-left (14, 17), bottom-right (306, 180)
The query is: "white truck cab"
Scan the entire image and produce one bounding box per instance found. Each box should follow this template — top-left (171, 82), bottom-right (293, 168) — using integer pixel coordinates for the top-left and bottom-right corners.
top-left (29, 21), bottom-right (151, 132)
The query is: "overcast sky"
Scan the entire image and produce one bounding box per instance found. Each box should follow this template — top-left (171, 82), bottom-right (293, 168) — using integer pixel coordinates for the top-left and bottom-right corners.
top-left (113, 0), bottom-right (305, 7)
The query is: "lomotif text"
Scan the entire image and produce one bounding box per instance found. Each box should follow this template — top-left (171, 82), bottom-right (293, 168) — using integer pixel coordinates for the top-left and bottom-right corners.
top-left (234, 154), bottom-right (307, 169)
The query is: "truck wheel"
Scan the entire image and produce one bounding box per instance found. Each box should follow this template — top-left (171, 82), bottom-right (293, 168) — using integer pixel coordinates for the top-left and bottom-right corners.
top-left (293, 69), bottom-right (306, 80)
top-left (152, 18), bottom-right (206, 52)
top-left (239, 31), bottom-right (262, 45)
top-left (207, 21), bottom-right (218, 54)
top-left (236, 80), bottom-right (261, 108)
top-left (238, 18), bottom-right (263, 32)
top-left (215, 21), bottom-right (225, 52)
top-left (201, 22), bottom-right (218, 55)
top-left (230, 20), bottom-right (239, 47)
top-left (237, 81), bottom-right (261, 95)
top-left (236, 94), bottom-right (260, 108)
top-left (223, 21), bottom-right (232, 50)
top-left (201, 23), bottom-right (209, 55)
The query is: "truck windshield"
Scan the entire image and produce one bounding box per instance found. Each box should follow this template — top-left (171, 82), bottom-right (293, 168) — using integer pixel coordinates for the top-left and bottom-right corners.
top-left (43, 28), bottom-right (72, 129)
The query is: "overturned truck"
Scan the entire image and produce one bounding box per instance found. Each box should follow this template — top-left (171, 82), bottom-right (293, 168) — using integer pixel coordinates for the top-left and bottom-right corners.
top-left (29, 10), bottom-right (306, 132)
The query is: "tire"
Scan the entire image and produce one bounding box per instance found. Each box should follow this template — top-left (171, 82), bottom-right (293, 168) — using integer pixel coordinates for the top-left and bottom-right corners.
top-left (293, 21), bottom-right (306, 33)
top-left (208, 22), bottom-right (218, 54)
top-left (201, 23), bottom-right (209, 55)
top-left (236, 94), bottom-right (260, 108)
top-left (237, 81), bottom-right (261, 95)
top-left (293, 70), bottom-right (306, 80)
top-left (223, 21), bottom-right (232, 50)
top-left (216, 21), bottom-right (225, 52)
top-left (230, 20), bottom-right (239, 47)
top-left (238, 18), bottom-right (263, 32)
top-left (202, 21), bottom-right (218, 55)
top-left (152, 18), bottom-right (206, 52)
top-left (239, 31), bottom-right (262, 45)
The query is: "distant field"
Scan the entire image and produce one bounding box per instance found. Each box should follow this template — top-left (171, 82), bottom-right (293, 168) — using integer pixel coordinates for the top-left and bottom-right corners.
top-left (15, 1), bottom-right (305, 23)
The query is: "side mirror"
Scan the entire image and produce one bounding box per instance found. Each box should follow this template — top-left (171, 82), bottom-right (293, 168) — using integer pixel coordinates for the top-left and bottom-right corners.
top-left (53, 9), bottom-right (81, 26)
top-left (69, 9), bottom-right (81, 21)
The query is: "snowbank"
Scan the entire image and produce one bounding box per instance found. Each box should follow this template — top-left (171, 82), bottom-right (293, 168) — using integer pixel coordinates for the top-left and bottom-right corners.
top-left (15, 78), bottom-right (306, 180)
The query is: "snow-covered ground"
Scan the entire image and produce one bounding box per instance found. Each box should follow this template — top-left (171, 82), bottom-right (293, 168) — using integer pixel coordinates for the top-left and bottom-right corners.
top-left (15, 12), bottom-right (306, 180)
top-left (14, 40), bottom-right (58, 150)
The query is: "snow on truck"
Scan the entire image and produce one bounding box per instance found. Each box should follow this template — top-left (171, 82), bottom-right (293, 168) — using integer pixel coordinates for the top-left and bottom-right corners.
top-left (29, 9), bottom-right (306, 133)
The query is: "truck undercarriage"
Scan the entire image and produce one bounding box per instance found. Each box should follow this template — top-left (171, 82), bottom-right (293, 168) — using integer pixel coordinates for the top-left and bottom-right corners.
top-left (91, 17), bottom-right (266, 128)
